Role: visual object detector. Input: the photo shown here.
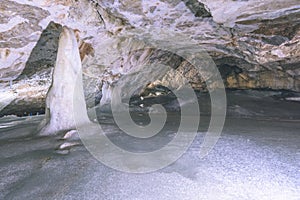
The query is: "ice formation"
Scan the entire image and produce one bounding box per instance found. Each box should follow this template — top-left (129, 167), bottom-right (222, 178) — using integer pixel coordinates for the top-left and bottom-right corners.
top-left (38, 26), bottom-right (90, 135)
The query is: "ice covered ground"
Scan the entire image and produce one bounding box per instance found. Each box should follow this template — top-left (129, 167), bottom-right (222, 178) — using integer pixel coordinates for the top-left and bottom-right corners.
top-left (0, 91), bottom-right (300, 200)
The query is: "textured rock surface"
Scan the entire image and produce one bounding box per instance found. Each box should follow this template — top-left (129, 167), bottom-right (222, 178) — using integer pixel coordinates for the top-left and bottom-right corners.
top-left (0, 0), bottom-right (300, 115)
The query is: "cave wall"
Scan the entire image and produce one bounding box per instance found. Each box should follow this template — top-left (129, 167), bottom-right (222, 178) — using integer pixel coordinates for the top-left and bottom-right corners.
top-left (0, 0), bottom-right (299, 116)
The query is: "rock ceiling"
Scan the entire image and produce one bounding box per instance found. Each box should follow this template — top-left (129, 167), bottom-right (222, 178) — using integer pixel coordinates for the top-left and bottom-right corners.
top-left (0, 0), bottom-right (299, 115)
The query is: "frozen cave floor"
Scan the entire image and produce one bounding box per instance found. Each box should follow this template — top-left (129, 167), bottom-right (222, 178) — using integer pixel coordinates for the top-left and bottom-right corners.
top-left (0, 91), bottom-right (300, 200)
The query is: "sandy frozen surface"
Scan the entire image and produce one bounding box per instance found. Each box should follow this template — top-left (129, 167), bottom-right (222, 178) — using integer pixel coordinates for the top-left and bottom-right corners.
top-left (0, 112), bottom-right (299, 200)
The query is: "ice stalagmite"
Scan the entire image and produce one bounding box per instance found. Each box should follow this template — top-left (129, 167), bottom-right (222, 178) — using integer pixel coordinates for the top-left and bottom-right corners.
top-left (39, 26), bottom-right (90, 135)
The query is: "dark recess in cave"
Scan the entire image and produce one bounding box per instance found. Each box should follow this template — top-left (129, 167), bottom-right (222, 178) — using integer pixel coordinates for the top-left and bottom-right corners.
top-left (17, 21), bottom-right (62, 80)
top-left (181, 0), bottom-right (212, 18)
top-left (217, 64), bottom-right (243, 79)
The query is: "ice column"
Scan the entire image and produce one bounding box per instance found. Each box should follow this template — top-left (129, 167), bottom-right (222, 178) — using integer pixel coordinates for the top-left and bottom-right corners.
top-left (39, 26), bottom-right (90, 135)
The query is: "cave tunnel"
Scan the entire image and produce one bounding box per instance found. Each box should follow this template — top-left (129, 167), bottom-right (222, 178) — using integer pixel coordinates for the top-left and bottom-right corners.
top-left (0, 0), bottom-right (299, 199)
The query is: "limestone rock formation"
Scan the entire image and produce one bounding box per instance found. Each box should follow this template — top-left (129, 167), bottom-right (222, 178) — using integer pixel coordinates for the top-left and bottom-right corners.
top-left (0, 0), bottom-right (299, 115)
top-left (39, 26), bottom-right (90, 135)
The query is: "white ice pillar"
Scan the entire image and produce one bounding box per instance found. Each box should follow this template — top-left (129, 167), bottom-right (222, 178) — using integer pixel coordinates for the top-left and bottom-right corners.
top-left (39, 26), bottom-right (90, 135)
